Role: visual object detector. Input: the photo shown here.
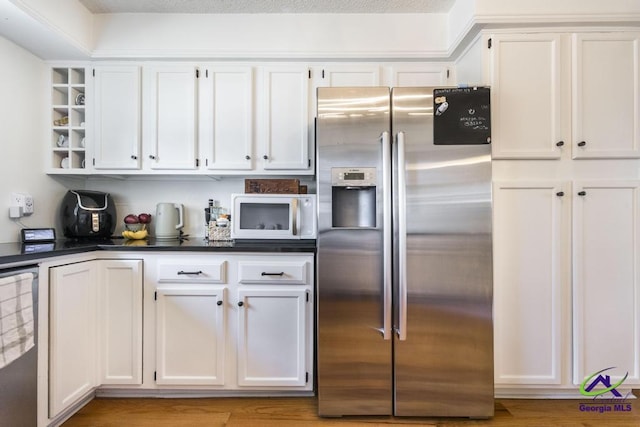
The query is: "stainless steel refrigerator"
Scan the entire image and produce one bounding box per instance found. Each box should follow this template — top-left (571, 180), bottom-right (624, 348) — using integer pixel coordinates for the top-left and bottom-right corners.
top-left (316, 86), bottom-right (493, 417)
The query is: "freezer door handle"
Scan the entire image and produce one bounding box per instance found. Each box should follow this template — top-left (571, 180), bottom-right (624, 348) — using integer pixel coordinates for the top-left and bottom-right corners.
top-left (381, 130), bottom-right (392, 340)
top-left (397, 131), bottom-right (408, 341)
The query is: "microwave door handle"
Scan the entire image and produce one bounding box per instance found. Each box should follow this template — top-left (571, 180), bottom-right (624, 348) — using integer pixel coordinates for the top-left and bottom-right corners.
top-left (292, 198), bottom-right (299, 236)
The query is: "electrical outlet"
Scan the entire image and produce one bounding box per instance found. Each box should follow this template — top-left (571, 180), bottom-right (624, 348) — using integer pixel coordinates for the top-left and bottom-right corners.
top-left (23, 195), bottom-right (33, 214)
top-left (10, 192), bottom-right (34, 216)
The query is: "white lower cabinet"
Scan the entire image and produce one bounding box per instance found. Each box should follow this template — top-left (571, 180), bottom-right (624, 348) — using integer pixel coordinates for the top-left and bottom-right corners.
top-left (572, 181), bottom-right (640, 385)
top-left (493, 180), bottom-right (640, 394)
top-left (155, 286), bottom-right (227, 385)
top-left (493, 181), bottom-right (569, 386)
top-left (151, 253), bottom-right (313, 391)
top-left (48, 258), bottom-right (143, 418)
top-left (237, 288), bottom-right (308, 387)
top-left (49, 261), bottom-right (98, 418)
top-left (99, 259), bottom-right (143, 385)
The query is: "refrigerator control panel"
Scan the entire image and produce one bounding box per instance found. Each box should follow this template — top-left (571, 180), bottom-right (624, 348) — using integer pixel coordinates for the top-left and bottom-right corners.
top-left (331, 167), bottom-right (377, 187)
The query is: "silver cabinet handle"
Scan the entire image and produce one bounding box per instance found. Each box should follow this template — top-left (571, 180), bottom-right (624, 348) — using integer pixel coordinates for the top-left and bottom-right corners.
top-left (397, 131), bottom-right (408, 342)
top-left (177, 270), bottom-right (203, 275)
top-left (291, 197), bottom-right (299, 236)
top-left (381, 131), bottom-right (392, 340)
top-left (261, 272), bottom-right (284, 276)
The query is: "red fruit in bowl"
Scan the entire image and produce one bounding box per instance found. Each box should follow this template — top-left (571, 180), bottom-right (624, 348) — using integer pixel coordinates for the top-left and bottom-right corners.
top-left (138, 213), bottom-right (152, 224)
top-left (124, 214), bottom-right (140, 224)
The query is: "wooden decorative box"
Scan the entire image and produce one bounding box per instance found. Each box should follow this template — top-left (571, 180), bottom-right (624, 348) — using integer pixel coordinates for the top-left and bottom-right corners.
top-left (244, 179), bottom-right (304, 194)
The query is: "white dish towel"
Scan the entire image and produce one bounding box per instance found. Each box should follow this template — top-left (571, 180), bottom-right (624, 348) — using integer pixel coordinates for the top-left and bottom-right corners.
top-left (0, 273), bottom-right (34, 370)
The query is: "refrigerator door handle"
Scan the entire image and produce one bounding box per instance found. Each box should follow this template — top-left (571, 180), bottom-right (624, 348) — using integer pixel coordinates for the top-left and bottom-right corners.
top-left (381, 130), bottom-right (392, 340)
top-left (397, 131), bottom-right (408, 341)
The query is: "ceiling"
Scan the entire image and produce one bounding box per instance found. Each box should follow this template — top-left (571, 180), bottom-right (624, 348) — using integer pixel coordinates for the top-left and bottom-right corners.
top-left (78, 0), bottom-right (457, 14)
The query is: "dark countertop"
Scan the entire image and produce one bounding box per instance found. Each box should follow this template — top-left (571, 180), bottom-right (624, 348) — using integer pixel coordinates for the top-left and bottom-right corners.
top-left (0, 237), bottom-right (316, 267)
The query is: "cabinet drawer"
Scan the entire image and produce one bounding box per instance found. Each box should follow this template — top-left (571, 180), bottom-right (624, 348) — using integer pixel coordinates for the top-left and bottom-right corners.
top-left (238, 261), bottom-right (309, 285)
top-left (157, 260), bottom-right (227, 283)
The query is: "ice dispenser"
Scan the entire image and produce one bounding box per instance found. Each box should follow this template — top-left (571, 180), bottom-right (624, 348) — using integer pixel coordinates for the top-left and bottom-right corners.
top-left (331, 167), bottom-right (377, 228)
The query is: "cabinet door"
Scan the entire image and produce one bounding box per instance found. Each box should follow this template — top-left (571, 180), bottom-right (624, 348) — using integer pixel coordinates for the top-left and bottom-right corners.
top-left (493, 182), bottom-right (569, 385)
top-left (237, 288), bottom-right (307, 387)
top-left (488, 34), bottom-right (565, 159)
top-left (155, 286), bottom-right (226, 385)
top-left (99, 260), bottom-right (143, 385)
top-left (143, 66), bottom-right (198, 169)
top-left (572, 33), bottom-right (640, 159)
top-left (573, 181), bottom-right (640, 385)
top-left (317, 65), bottom-right (381, 87)
top-left (389, 64), bottom-right (449, 87)
top-left (49, 262), bottom-right (98, 418)
top-left (259, 66), bottom-right (311, 171)
top-left (93, 66), bottom-right (141, 169)
top-left (202, 66), bottom-right (254, 170)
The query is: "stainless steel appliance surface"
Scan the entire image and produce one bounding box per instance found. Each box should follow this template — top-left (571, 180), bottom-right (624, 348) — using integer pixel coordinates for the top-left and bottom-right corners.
top-left (316, 87), bottom-right (493, 417)
top-left (231, 194), bottom-right (317, 240)
top-left (0, 265), bottom-right (38, 426)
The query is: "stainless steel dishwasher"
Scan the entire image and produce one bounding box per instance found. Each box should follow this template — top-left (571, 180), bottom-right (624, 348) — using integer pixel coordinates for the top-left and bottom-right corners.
top-left (0, 265), bottom-right (38, 427)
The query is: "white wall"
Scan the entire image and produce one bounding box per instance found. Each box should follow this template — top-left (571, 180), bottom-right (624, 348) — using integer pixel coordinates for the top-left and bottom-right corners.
top-left (0, 36), bottom-right (68, 243)
top-left (91, 13), bottom-right (450, 59)
top-left (84, 176), bottom-right (315, 239)
top-left (454, 35), bottom-right (483, 85)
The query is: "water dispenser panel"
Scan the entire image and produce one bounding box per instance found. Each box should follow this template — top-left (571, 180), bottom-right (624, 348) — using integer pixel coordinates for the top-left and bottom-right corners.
top-left (331, 167), bottom-right (377, 228)
top-left (331, 167), bottom-right (377, 187)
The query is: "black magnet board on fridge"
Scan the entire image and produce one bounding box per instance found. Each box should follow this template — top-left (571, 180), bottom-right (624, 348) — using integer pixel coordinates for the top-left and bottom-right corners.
top-left (433, 87), bottom-right (491, 145)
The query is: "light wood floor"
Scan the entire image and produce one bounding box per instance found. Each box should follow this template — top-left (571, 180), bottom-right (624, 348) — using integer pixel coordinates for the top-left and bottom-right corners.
top-left (63, 393), bottom-right (640, 427)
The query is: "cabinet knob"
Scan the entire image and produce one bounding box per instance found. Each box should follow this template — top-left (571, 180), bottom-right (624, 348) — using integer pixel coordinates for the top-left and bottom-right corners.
top-left (149, 155), bottom-right (156, 160)
top-left (556, 191), bottom-right (564, 197)
top-left (245, 155), bottom-right (251, 160)
top-left (131, 155), bottom-right (137, 160)
top-left (237, 301), bottom-right (244, 307)
top-left (578, 191), bottom-right (587, 196)
top-left (263, 155), bottom-right (268, 160)
top-left (577, 141), bottom-right (586, 147)
top-left (217, 300), bottom-right (223, 306)
top-left (556, 141), bottom-right (564, 147)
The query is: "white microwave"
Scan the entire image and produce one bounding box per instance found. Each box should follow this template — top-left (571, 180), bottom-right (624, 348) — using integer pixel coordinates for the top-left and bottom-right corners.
top-left (231, 194), bottom-right (317, 240)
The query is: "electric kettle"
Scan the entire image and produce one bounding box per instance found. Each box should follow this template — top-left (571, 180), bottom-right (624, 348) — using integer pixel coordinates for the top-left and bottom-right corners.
top-left (155, 203), bottom-right (184, 239)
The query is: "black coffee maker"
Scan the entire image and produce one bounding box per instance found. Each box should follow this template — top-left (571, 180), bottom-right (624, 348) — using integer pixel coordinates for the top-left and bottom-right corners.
top-left (60, 190), bottom-right (116, 238)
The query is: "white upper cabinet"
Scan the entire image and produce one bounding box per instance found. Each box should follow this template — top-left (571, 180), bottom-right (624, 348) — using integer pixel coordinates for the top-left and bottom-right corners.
top-left (258, 66), bottom-right (311, 171)
top-left (93, 66), bottom-right (142, 169)
top-left (202, 66), bottom-right (254, 171)
top-left (488, 31), bottom-right (640, 160)
top-left (316, 65), bottom-right (381, 87)
top-left (389, 63), bottom-right (449, 87)
top-left (572, 33), bottom-right (640, 159)
top-left (143, 66), bottom-right (199, 170)
top-left (488, 33), bottom-right (565, 159)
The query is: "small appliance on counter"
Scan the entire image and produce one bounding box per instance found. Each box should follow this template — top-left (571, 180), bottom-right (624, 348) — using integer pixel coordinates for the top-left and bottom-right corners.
top-left (60, 190), bottom-right (116, 239)
top-left (155, 203), bottom-right (184, 240)
top-left (231, 194), bottom-right (316, 240)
